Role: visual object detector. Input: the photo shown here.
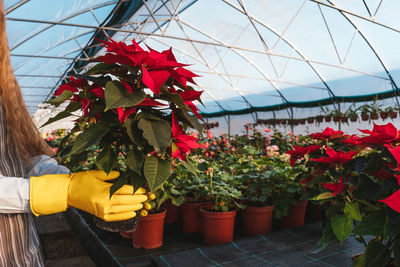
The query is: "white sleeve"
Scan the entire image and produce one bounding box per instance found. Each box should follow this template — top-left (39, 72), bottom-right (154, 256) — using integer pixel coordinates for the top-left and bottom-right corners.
top-left (0, 176), bottom-right (30, 213)
top-left (0, 155), bottom-right (70, 214)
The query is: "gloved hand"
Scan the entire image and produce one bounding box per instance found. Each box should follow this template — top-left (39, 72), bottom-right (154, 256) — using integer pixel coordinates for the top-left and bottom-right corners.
top-left (30, 170), bottom-right (147, 221)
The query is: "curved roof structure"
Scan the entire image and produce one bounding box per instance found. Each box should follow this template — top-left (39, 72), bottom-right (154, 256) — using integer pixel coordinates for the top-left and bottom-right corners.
top-left (5, 0), bottom-right (400, 118)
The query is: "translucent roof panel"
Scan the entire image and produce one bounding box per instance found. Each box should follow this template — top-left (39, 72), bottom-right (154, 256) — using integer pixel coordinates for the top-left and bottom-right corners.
top-left (5, 0), bottom-right (400, 116)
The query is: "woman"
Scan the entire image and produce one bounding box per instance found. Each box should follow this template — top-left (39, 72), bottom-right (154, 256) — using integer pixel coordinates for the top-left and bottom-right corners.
top-left (0, 2), bottom-right (146, 266)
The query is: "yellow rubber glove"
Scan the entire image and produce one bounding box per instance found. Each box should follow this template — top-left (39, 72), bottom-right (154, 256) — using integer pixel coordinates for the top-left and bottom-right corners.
top-left (30, 170), bottom-right (147, 221)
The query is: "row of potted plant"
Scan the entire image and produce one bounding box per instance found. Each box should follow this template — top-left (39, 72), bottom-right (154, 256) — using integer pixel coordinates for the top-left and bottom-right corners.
top-left (255, 103), bottom-right (399, 127)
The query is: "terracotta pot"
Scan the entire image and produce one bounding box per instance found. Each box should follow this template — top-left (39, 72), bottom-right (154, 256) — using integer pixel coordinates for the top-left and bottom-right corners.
top-left (325, 116), bottom-right (331, 122)
top-left (242, 205), bottom-right (274, 236)
top-left (293, 120), bottom-right (299, 126)
top-left (389, 111), bottom-right (397, 119)
top-left (164, 199), bottom-right (181, 224)
top-left (316, 116), bottom-right (323, 123)
top-left (281, 119), bottom-right (287, 125)
top-left (340, 116), bottom-right (348, 123)
top-left (380, 111), bottom-right (388, 120)
top-left (350, 116), bottom-right (358, 122)
top-left (182, 202), bottom-right (210, 233)
top-left (333, 116), bottom-right (340, 122)
top-left (132, 210), bottom-right (166, 249)
top-left (200, 208), bottom-right (236, 245)
top-left (280, 201), bottom-right (308, 229)
top-left (370, 113), bottom-right (379, 120)
top-left (307, 118), bottom-right (314, 124)
top-left (361, 113), bottom-right (369, 121)
top-left (299, 119), bottom-right (306, 125)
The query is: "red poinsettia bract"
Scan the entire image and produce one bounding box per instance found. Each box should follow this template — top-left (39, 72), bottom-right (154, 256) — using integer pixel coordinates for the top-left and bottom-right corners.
top-left (312, 147), bottom-right (356, 166)
top-left (171, 111), bottom-right (203, 161)
top-left (287, 144), bottom-right (321, 167)
top-left (310, 127), bottom-right (343, 140)
top-left (355, 123), bottom-right (400, 145)
top-left (323, 177), bottom-right (347, 195)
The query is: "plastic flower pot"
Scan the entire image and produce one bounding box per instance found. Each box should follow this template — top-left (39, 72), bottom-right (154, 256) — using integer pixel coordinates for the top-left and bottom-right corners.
top-left (199, 208), bottom-right (236, 245)
top-left (242, 205), bottom-right (274, 236)
top-left (325, 116), bottom-right (331, 122)
top-left (182, 202), bottom-right (210, 233)
top-left (370, 113), bottom-right (379, 120)
top-left (299, 119), bottom-right (306, 125)
top-left (361, 113), bottom-right (369, 121)
top-left (280, 201), bottom-right (308, 229)
top-left (293, 120), bottom-right (299, 126)
top-left (380, 111), bottom-right (388, 120)
top-left (131, 210), bottom-right (166, 249)
top-left (307, 118), bottom-right (314, 124)
top-left (340, 116), bottom-right (348, 123)
top-left (316, 116), bottom-right (324, 123)
top-left (164, 199), bottom-right (181, 224)
top-left (350, 116), bottom-right (358, 122)
top-left (389, 111), bottom-right (397, 119)
top-left (333, 116), bottom-right (340, 123)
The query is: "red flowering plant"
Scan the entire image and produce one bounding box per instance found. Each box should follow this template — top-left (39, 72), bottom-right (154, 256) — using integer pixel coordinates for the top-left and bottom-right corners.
top-left (42, 38), bottom-right (204, 206)
top-left (291, 124), bottom-right (400, 265)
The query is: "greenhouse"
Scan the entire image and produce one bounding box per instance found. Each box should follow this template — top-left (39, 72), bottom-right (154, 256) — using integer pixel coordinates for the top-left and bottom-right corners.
top-left (3, 0), bottom-right (400, 266)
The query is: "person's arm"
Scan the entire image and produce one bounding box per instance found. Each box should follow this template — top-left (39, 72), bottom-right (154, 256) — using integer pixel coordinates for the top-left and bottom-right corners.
top-left (0, 155), bottom-right (69, 214)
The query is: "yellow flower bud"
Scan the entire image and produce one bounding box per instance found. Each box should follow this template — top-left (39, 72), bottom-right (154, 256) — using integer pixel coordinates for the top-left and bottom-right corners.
top-left (147, 193), bottom-right (156, 201)
top-left (140, 210), bottom-right (148, 217)
top-left (143, 202), bottom-right (152, 210)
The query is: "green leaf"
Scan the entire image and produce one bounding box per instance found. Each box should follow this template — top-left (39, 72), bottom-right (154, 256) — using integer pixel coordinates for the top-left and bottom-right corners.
top-left (104, 80), bottom-right (146, 111)
top-left (48, 90), bottom-right (74, 106)
top-left (352, 211), bottom-right (385, 236)
top-left (330, 215), bottom-right (353, 243)
top-left (126, 150), bottom-right (144, 174)
top-left (143, 156), bottom-right (171, 191)
top-left (353, 174), bottom-right (380, 200)
top-left (312, 222), bottom-right (337, 253)
top-left (71, 123), bottom-right (109, 155)
top-left (138, 119), bottom-right (172, 153)
top-left (128, 174), bottom-right (146, 194)
top-left (181, 159), bottom-right (198, 176)
top-left (344, 202), bottom-right (362, 221)
top-left (182, 109), bottom-right (204, 132)
top-left (109, 173), bottom-right (128, 198)
top-left (40, 110), bottom-right (71, 128)
top-left (85, 63), bottom-right (120, 75)
top-left (73, 73), bottom-right (110, 86)
top-left (383, 218), bottom-right (400, 238)
top-left (134, 112), bottom-right (162, 121)
top-left (125, 119), bottom-right (146, 147)
top-left (365, 240), bottom-right (390, 267)
top-left (96, 146), bottom-right (117, 174)
top-left (313, 192), bottom-right (335, 200)
top-left (353, 254), bottom-right (366, 267)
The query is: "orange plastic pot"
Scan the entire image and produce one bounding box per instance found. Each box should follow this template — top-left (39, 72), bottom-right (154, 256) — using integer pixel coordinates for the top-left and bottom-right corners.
top-left (131, 210), bottom-right (166, 249)
top-left (242, 205), bottom-right (274, 236)
top-left (281, 201), bottom-right (308, 229)
top-left (164, 199), bottom-right (181, 224)
top-left (200, 208), bottom-right (236, 245)
top-left (182, 202), bottom-right (210, 233)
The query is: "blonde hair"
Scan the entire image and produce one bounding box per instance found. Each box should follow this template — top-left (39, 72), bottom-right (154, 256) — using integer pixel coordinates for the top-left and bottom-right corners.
top-left (0, 1), bottom-right (52, 160)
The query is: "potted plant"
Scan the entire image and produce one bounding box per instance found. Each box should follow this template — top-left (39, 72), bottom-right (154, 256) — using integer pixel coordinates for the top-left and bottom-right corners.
top-left (199, 170), bottom-right (243, 245)
top-left (359, 104), bottom-right (371, 121)
top-left (307, 117), bottom-right (315, 124)
top-left (43, 38), bottom-right (204, 231)
top-left (239, 156), bottom-right (279, 236)
top-left (162, 173), bottom-right (186, 224)
top-left (369, 99), bottom-right (382, 120)
top-left (131, 189), bottom-right (167, 249)
top-left (293, 124), bottom-right (400, 265)
top-left (346, 105), bottom-right (358, 122)
top-left (386, 106), bottom-right (398, 119)
top-left (316, 115), bottom-right (324, 123)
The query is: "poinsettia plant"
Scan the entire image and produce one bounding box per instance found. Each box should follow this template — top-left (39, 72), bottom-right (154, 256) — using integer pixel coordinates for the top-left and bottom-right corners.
top-left (290, 124), bottom-right (400, 266)
top-left (43, 37), bottom-right (204, 196)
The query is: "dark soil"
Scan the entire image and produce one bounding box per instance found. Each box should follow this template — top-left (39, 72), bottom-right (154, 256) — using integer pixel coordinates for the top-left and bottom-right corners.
top-left (39, 231), bottom-right (86, 260)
